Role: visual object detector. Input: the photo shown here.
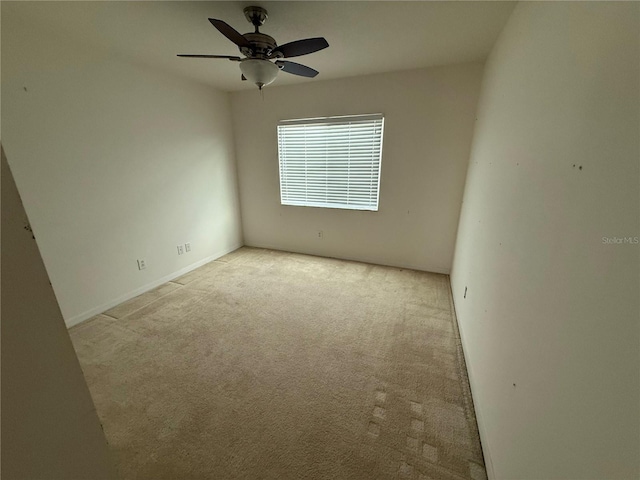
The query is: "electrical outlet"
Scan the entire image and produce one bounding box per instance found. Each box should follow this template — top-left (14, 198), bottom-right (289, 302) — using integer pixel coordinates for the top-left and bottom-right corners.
top-left (185, 242), bottom-right (191, 253)
top-left (137, 259), bottom-right (146, 270)
top-left (317, 230), bottom-right (323, 239)
top-left (177, 245), bottom-right (184, 255)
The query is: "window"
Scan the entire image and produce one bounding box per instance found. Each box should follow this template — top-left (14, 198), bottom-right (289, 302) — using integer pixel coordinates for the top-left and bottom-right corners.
top-left (277, 114), bottom-right (384, 211)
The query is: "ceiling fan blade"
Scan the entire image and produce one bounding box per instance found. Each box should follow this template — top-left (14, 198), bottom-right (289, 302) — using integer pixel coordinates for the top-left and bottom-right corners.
top-left (276, 60), bottom-right (319, 78)
top-left (177, 54), bottom-right (242, 61)
top-left (208, 18), bottom-right (251, 48)
top-left (271, 37), bottom-right (329, 58)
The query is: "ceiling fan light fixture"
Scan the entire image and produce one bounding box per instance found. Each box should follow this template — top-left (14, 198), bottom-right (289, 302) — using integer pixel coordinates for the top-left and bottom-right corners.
top-left (239, 59), bottom-right (279, 89)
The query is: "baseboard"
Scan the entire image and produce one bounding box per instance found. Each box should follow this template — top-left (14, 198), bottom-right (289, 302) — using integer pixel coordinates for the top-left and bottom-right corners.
top-left (65, 243), bottom-right (243, 328)
top-left (245, 242), bottom-right (451, 275)
top-left (449, 281), bottom-right (495, 480)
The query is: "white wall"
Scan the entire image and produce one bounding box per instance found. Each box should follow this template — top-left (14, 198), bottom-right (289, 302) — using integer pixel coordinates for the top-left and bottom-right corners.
top-left (2, 148), bottom-right (118, 479)
top-left (1, 3), bottom-right (242, 325)
top-left (231, 64), bottom-right (483, 273)
top-left (451, 3), bottom-right (639, 479)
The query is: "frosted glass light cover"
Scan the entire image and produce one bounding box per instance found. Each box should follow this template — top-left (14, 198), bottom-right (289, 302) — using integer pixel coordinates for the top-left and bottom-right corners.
top-left (239, 59), bottom-right (279, 88)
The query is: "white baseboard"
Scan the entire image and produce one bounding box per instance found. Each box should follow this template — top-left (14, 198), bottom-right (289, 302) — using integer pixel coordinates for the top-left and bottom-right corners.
top-left (65, 243), bottom-right (243, 328)
top-left (245, 242), bottom-right (451, 275)
top-left (449, 283), bottom-right (494, 480)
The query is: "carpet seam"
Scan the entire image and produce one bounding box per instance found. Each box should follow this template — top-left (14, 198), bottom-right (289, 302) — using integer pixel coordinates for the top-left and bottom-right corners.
top-left (107, 283), bottom-right (186, 320)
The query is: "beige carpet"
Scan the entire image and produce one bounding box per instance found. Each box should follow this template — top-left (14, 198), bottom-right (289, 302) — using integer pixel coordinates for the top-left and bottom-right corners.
top-left (70, 247), bottom-right (486, 480)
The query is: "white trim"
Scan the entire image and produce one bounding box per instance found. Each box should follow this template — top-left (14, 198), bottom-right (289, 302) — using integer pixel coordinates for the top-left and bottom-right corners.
top-left (243, 241), bottom-right (450, 275)
top-left (450, 282), bottom-right (494, 479)
top-left (65, 243), bottom-right (243, 328)
top-left (278, 113), bottom-right (384, 126)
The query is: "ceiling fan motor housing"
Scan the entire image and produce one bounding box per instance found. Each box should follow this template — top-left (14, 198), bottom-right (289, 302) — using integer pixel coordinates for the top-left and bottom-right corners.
top-left (240, 33), bottom-right (279, 59)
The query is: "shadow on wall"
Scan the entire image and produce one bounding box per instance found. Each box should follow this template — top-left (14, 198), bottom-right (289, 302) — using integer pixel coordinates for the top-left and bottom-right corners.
top-left (1, 146), bottom-right (118, 480)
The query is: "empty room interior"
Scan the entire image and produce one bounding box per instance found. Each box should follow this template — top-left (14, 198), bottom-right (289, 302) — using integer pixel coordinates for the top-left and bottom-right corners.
top-left (2, 1), bottom-right (639, 479)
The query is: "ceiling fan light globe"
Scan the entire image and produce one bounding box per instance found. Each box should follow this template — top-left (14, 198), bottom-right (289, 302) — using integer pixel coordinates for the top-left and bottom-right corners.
top-left (239, 59), bottom-right (279, 89)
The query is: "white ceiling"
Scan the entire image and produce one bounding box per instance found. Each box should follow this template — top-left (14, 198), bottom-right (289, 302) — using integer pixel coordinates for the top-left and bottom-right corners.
top-left (13, 1), bottom-right (516, 92)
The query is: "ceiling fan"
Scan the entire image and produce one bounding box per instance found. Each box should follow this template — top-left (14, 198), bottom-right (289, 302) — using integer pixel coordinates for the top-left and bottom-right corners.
top-left (178, 6), bottom-right (329, 90)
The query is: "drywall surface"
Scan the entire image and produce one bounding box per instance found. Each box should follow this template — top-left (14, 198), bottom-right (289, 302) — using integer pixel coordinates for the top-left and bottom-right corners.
top-left (451, 2), bottom-right (640, 479)
top-left (1, 148), bottom-right (118, 479)
top-left (231, 64), bottom-right (483, 273)
top-left (2, 3), bottom-right (242, 324)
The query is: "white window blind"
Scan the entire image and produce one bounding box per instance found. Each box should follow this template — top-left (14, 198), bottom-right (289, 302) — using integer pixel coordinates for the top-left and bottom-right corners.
top-left (277, 114), bottom-right (384, 211)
